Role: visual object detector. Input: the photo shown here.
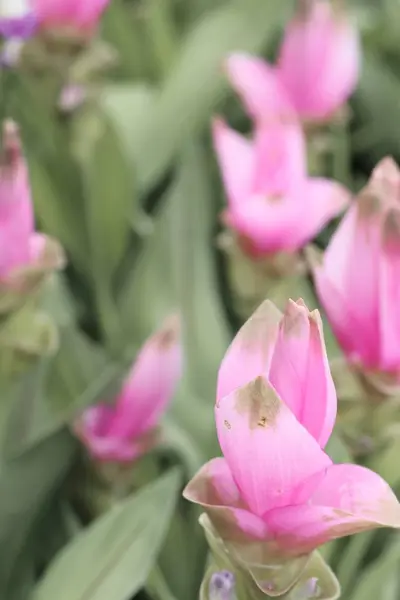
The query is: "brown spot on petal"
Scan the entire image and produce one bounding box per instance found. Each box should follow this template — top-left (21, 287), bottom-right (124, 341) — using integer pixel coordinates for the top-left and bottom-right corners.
top-left (357, 191), bottom-right (381, 218)
top-left (265, 193), bottom-right (284, 204)
top-left (235, 377), bottom-right (281, 430)
top-left (1, 120), bottom-right (22, 168)
top-left (383, 209), bottom-right (400, 247)
top-left (224, 420), bottom-right (231, 430)
top-left (225, 300), bottom-right (282, 370)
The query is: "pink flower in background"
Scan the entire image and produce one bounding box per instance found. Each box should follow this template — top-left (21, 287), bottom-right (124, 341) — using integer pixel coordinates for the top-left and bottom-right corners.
top-left (76, 315), bottom-right (183, 463)
top-left (312, 157), bottom-right (400, 380)
top-left (32, 0), bottom-right (110, 32)
top-left (226, 1), bottom-right (359, 122)
top-left (184, 299), bottom-right (400, 561)
top-left (0, 120), bottom-right (64, 286)
top-left (213, 117), bottom-right (350, 257)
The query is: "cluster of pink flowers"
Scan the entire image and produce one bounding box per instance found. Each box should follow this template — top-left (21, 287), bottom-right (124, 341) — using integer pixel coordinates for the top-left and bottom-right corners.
top-left (183, 0), bottom-right (400, 570)
top-left (215, 0), bottom-right (359, 259)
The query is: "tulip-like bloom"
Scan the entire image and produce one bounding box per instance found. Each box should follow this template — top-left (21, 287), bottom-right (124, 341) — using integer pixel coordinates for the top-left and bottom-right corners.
top-left (31, 0), bottom-right (110, 32)
top-left (184, 300), bottom-right (400, 584)
top-left (76, 316), bottom-right (183, 462)
top-left (213, 117), bottom-right (350, 257)
top-left (312, 157), bottom-right (400, 382)
top-left (0, 120), bottom-right (64, 291)
top-left (225, 1), bottom-right (359, 123)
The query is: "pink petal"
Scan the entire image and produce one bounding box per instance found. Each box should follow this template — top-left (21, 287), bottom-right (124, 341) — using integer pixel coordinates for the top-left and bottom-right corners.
top-left (216, 300), bottom-right (282, 402)
top-left (215, 377), bottom-right (332, 517)
top-left (33, 0), bottom-right (110, 29)
top-left (369, 157), bottom-right (400, 207)
top-left (289, 178), bottom-right (351, 249)
top-left (379, 209), bottom-right (400, 370)
top-left (269, 300), bottom-right (337, 448)
top-left (267, 464), bottom-right (400, 554)
top-left (79, 403), bottom-right (115, 437)
top-left (226, 193), bottom-right (303, 254)
top-left (336, 198), bottom-right (381, 366)
top-left (313, 264), bottom-right (371, 362)
top-left (252, 121), bottom-right (306, 196)
top-left (29, 232), bottom-right (47, 263)
top-left (224, 53), bottom-right (295, 122)
top-left (0, 122), bottom-right (34, 278)
top-left (108, 315), bottom-right (182, 439)
top-left (321, 203), bottom-right (358, 291)
top-left (278, 2), bottom-right (360, 119)
top-left (212, 117), bottom-right (254, 210)
top-left (183, 458), bottom-right (270, 540)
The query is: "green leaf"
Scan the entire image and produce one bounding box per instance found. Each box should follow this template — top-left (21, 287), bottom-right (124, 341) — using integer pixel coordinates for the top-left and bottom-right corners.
top-left (0, 430), bottom-right (75, 595)
top-left (118, 200), bottom-right (177, 344)
top-left (353, 55), bottom-right (400, 162)
top-left (336, 531), bottom-right (376, 596)
top-left (74, 108), bottom-right (135, 282)
top-left (285, 552), bottom-right (340, 600)
top-left (28, 155), bottom-right (89, 272)
top-left (72, 108), bottom-right (136, 352)
top-left (2, 327), bottom-right (124, 457)
top-left (101, 0), bottom-right (154, 79)
top-left (105, 0), bottom-right (288, 190)
top-left (33, 469), bottom-right (182, 600)
top-left (325, 432), bottom-right (352, 464)
top-left (349, 538), bottom-right (400, 600)
top-left (168, 143), bottom-right (231, 401)
top-left (100, 83), bottom-right (156, 167)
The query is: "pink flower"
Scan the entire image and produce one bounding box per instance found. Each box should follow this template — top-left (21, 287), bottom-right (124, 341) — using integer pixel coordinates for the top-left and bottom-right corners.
top-left (183, 300), bottom-right (400, 571)
top-left (312, 157), bottom-right (400, 379)
top-left (225, 1), bottom-right (360, 122)
top-left (76, 315), bottom-right (183, 463)
top-left (212, 117), bottom-right (350, 257)
top-left (31, 0), bottom-right (109, 32)
top-left (0, 120), bottom-right (64, 290)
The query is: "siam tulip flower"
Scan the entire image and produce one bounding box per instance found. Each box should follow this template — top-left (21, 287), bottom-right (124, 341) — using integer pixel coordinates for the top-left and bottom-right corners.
top-left (76, 315), bottom-right (183, 463)
top-left (213, 117), bottom-right (350, 258)
top-left (225, 0), bottom-right (360, 123)
top-left (0, 120), bottom-right (64, 294)
top-left (184, 299), bottom-right (400, 591)
top-left (31, 0), bottom-right (110, 33)
top-left (311, 157), bottom-right (400, 387)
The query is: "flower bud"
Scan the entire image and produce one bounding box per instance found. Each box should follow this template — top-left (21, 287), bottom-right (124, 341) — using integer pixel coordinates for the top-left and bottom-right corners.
top-left (76, 315), bottom-right (183, 463)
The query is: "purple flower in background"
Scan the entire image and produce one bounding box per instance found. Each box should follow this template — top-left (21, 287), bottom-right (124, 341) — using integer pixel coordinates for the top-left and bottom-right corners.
top-left (209, 571), bottom-right (236, 600)
top-left (0, 0), bottom-right (37, 40)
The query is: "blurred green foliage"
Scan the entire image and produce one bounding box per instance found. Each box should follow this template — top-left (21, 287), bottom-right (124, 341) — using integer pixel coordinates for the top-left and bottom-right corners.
top-left (1, 0), bottom-right (400, 599)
